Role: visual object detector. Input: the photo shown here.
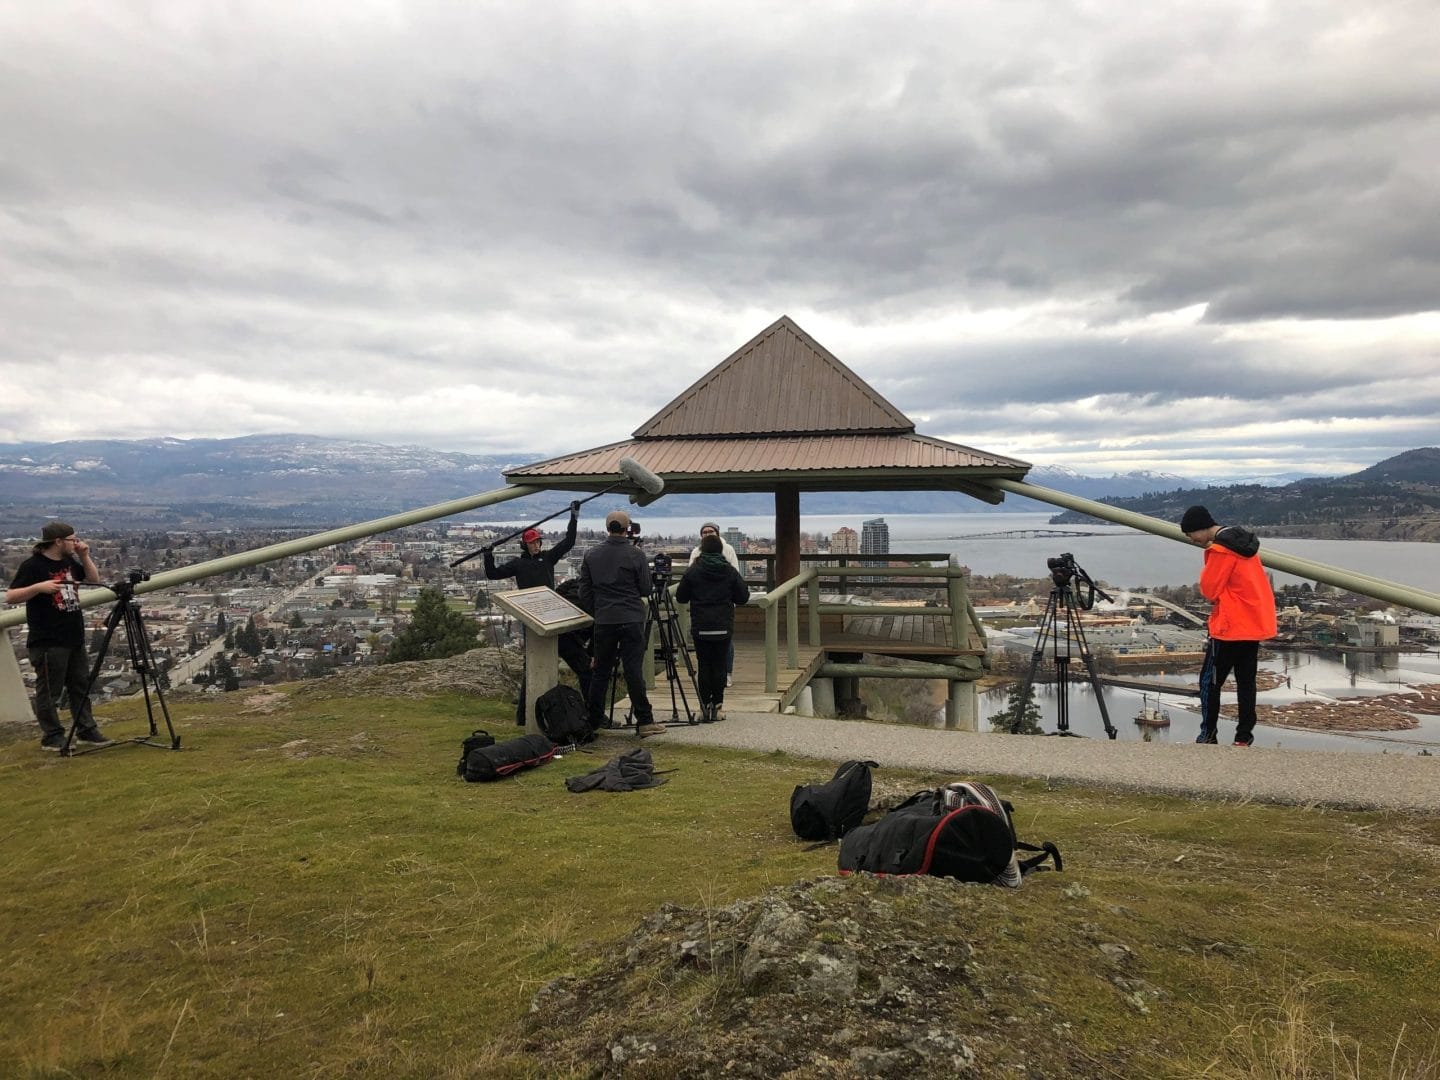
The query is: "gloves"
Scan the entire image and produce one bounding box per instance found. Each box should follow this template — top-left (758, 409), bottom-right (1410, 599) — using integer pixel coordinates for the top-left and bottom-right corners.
top-left (570, 500), bottom-right (581, 516)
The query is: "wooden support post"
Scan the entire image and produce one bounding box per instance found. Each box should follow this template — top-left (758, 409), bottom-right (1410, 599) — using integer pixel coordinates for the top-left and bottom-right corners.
top-left (807, 576), bottom-right (821, 646)
top-left (775, 485), bottom-right (800, 583)
top-left (947, 680), bottom-right (978, 731)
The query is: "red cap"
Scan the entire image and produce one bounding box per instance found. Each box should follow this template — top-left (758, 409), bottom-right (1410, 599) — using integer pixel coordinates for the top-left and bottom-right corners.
top-left (522, 528), bottom-right (542, 544)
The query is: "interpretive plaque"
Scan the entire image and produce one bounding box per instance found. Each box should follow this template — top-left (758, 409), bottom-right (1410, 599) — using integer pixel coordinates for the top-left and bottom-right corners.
top-left (491, 586), bottom-right (592, 636)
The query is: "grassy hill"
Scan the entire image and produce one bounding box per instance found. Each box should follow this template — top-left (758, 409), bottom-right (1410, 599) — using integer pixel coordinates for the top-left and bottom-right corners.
top-left (1, 678), bottom-right (1437, 1077)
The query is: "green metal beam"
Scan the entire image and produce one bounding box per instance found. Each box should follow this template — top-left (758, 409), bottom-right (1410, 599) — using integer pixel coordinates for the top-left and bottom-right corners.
top-left (986, 478), bottom-right (1440, 618)
top-left (0, 485), bottom-right (541, 630)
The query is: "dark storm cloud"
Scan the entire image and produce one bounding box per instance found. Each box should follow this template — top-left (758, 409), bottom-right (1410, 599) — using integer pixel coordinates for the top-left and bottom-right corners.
top-left (0, 1), bottom-right (1437, 476)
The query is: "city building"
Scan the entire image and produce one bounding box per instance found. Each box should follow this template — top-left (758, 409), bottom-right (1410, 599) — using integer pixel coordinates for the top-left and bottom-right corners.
top-left (831, 526), bottom-right (859, 555)
top-left (860, 517), bottom-right (890, 563)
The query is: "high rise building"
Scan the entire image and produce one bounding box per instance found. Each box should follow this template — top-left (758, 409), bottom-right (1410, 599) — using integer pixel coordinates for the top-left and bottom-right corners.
top-left (830, 526), bottom-right (859, 555)
top-left (860, 517), bottom-right (890, 558)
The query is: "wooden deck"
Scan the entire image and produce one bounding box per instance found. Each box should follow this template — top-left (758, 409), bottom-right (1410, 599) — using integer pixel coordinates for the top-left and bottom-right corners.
top-left (636, 611), bottom-right (983, 718)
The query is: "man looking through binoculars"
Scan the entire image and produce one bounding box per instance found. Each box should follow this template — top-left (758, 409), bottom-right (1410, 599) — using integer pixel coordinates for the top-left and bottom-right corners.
top-left (5, 521), bottom-right (113, 751)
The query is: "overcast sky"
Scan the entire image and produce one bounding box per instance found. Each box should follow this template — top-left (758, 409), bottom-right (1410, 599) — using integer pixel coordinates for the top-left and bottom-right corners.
top-left (2, 1), bottom-right (1437, 480)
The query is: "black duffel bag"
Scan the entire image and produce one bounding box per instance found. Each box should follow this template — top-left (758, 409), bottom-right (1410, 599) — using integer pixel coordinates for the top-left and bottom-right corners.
top-left (462, 733), bottom-right (557, 783)
top-left (838, 784), bottom-right (1061, 887)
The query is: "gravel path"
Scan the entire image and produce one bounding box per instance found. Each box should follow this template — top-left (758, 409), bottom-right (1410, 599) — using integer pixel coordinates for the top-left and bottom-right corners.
top-left (621, 713), bottom-right (1440, 813)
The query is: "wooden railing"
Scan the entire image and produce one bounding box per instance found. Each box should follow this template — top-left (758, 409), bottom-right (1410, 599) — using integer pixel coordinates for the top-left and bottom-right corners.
top-left (750, 558), bottom-right (978, 692)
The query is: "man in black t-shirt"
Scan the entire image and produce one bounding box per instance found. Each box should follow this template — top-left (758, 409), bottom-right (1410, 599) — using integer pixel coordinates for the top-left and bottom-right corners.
top-left (5, 521), bottom-right (112, 750)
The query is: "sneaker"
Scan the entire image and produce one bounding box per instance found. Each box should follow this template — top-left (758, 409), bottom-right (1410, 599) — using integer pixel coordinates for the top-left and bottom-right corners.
top-left (635, 722), bottom-right (665, 738)
top-left (726, 674), bottom-right (732, 688)
top-left (74, 729), bottom-right (114, 747)
top-left (1196, 729), bottom-right (1218, 745)
top-left (1232, 737), bottom-right (1253, 747)
top-left (40, 735), bottom-right (66, 752)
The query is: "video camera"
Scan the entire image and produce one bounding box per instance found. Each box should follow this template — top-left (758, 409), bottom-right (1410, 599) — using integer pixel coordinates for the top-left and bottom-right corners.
top-left (626, 521), bottom-right (643, 546)
top-left (102, 567), bottom-right (151, 596)
top-left (1047, 553), bottom-right (1078, 588)
top-left (651, 550), bottom-right (673, 583)
top-left (1045, 552), bottom-right (1111, 609)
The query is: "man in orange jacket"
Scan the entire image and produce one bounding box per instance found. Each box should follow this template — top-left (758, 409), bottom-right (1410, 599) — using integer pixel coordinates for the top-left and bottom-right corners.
top-left (1181, 506), bottom-right (1278, 746)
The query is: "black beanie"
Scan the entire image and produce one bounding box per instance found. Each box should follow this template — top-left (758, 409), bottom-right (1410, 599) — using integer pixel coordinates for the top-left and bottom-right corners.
top-left (1179, 505), bottom-right (1217, 533)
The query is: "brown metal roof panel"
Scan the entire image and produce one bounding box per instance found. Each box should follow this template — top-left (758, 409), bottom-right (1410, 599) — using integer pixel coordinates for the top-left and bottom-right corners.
top-left (506, 435), bottom-right (1029, 480)
top-left (634, 316), bottom-right (915, 438)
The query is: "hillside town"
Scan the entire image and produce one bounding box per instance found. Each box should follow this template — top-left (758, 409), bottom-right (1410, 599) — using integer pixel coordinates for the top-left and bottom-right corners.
top-left (7, 516), bottom-right (1437, 709)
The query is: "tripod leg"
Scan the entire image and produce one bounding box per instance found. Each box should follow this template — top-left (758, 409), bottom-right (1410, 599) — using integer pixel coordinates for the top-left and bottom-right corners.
top-left (125, 602), bottom-right (181, 748)
top-left (1063, 590), bottom-right (1116, 740)
top-left (1014, 591), bottom-right (1057, 733)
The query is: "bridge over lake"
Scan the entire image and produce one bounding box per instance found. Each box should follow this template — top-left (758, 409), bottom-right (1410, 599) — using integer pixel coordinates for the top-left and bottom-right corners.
top-left (924, 528), bottom-right (1116, 540)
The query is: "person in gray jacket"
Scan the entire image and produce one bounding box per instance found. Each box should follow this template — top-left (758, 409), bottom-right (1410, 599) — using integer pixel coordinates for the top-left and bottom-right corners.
top-left (579, 510), bottom-right (659, 736)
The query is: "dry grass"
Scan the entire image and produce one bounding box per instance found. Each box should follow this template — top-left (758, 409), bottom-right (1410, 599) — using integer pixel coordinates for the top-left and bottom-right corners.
top-left (0, 684), bottom-right (1437, 1077)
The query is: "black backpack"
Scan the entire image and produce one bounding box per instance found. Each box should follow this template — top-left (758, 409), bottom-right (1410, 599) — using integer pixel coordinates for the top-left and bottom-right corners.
top-left (534, 685), bottom-right (594, 746)
top-left (462, 733), bottom-right (558, 783)
top-left (456, 730), bottom-right (495, 777)
top-left (838, 781), bottom-right (1061, 887)
top-left (790, 760), bottom-right (878, 841)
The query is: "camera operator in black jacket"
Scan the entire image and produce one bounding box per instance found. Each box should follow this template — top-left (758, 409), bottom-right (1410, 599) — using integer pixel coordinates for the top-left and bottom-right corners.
top-left (676, 534), bottom-right (750, 722)
top-left (580, 510), bottom-right (658, 736)
top-left (483, 503), bottom-right (586, 724)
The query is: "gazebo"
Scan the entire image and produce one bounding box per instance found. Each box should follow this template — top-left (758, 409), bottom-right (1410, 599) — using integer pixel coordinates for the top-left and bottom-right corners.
top-left (508, 316), bottom-right (1031, 572)
top-left (505, 315), bottom-right (1035, 726)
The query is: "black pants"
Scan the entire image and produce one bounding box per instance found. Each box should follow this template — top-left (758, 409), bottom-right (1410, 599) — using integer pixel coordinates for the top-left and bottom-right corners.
top-left (587, 622), bottom-right (652, 725)
top-left (28, 644), bottom-right (97, 741)
top-left (1199, 638), bottom-right (1260, 743)
top-left (693, 634), bottom-right (729, 707)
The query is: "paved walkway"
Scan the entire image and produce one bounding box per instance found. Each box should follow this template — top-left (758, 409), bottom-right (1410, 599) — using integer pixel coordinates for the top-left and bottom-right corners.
top-left (621, 713), bottom-right (1440, 814)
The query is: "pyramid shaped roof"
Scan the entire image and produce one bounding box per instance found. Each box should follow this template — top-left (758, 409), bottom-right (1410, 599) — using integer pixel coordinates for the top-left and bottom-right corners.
top-left (505, 316), bottom-right (1029, 501)
top-left (633, 316), bottom-right (913, 439)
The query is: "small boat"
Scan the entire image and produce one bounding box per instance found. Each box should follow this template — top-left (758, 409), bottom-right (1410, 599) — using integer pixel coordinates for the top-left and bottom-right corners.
top-left (1134, 694), bottom-right (1172, 728)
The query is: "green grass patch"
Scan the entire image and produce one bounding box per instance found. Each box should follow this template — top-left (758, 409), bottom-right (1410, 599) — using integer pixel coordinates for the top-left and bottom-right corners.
top-left (1, 687), bottom-right (1438, 1077)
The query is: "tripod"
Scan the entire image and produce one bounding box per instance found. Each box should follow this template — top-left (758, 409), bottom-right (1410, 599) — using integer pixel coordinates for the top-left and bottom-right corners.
top-left (1013, 563), bottom-right (1117, 740)
top-left (614, 575), bottom-right (698, 725)
top-left (64, 576), bottom-right (181, 755)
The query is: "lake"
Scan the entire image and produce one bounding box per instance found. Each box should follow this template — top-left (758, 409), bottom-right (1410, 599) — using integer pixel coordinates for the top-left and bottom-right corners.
top-left (551, 511), bottom-right (1440, 594)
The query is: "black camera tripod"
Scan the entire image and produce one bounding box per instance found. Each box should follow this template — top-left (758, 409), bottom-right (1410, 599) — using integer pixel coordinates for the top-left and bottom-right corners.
top-left (1013, 556), bottom-right (1117, 739)
top-left (642, 570), bottom-right (699, 725)
top-left (64, 574), bottom-right (181, 755)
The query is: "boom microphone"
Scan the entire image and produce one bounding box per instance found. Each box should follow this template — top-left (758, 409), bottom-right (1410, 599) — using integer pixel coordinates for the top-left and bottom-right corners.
top-left (450, 457), bottom-right (666, 567)
top-left (619, 456), bottom-right (665, 500)
top-left (620, 456), bottom-right (664, 506)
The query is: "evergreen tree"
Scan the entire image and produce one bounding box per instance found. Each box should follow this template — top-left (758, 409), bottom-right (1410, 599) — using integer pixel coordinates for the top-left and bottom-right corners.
top-left (288, 611), bottom-right (305, 629)
top-left (385, 588), bottom-right (479, 664)
top-left (215, 611), bottom-right (228, 636)
top-left (237, 616), bottom-right (263, 658)
top-left (990, 681), bottom-right (1043, 735)
top-left (264, 630), bottom-right (277, 650)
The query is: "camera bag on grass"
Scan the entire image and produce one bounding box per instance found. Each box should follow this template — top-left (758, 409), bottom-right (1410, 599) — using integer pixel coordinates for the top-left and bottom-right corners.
top-left (462, 733), bottom-right (557, 783)
top-left (456, 730), bottom-right (495, 777)
top-left (790, 759), bottom-right (879, 841)
top-left (534, 684), bottom-right (594, 745)
top-left (838, 781), bottom-right (1061, 887)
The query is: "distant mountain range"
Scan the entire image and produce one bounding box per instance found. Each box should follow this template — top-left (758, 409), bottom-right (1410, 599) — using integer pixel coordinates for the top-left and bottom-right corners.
top-left (1049, 447), bottom-right (1440, 541)
top-left (0, 433), bottom-right (1353, 533)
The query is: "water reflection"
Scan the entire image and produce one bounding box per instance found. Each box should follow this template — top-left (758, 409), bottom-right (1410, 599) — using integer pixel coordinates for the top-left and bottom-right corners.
top-left (974, 649), bottom-right (1440, 755)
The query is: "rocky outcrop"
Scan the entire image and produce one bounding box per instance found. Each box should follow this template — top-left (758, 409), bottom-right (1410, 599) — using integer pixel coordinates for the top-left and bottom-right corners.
top-left (527, 875), bottom-right (1152, 1077)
